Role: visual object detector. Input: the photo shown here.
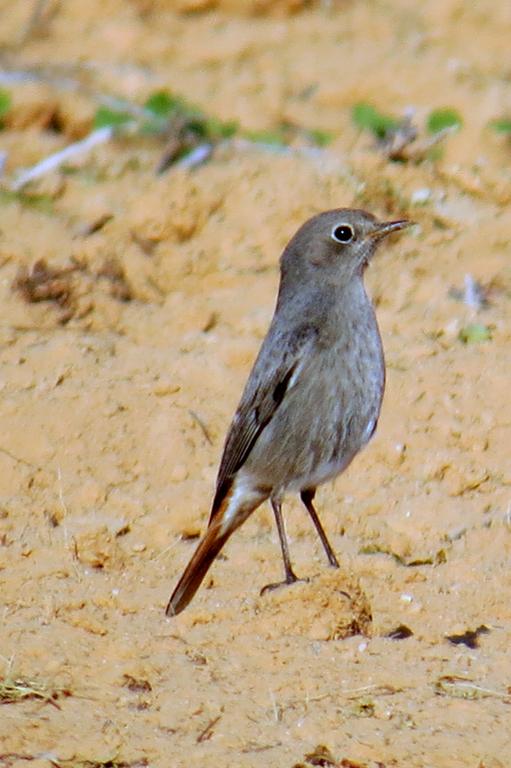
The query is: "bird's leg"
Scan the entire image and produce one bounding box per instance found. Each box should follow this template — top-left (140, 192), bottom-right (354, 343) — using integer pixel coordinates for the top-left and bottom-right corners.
top-left (260, 497), bottom-right (304, 594)
top-left (300, 488), bottom-right (340, 568)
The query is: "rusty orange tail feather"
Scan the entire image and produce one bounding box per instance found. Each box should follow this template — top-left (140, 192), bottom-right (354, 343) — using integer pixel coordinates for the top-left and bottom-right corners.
top-left (166, 521), bottom-right (231, 616)
top-left (166, 481), bottom-right (269, 616)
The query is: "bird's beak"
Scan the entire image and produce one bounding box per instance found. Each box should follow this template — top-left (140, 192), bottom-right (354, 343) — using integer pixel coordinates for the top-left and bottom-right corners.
top-left (368, 219), bottom-right (413, 240)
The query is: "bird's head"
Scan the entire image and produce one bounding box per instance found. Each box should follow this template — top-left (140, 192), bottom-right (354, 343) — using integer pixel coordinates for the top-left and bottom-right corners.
top-left (280, 208), bottom-right (411, 287)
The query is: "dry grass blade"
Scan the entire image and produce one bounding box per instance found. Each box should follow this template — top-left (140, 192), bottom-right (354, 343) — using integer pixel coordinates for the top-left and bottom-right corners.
top-left (196, 713), bottom-right (222, 743)
top-left (50, 760), bottom-right (149, 768)
top-left (0, 676), bottom-right (71, 708)
top-left (433, 675), bottom-right (511, 702)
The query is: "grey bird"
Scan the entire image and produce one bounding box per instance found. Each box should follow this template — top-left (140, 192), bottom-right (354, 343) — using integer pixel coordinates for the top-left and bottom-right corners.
top-left (166, 208), bottom-right (410, 616)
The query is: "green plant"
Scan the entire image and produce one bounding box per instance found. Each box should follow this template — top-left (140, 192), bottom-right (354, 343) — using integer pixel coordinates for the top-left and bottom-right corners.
top-left (0, 88), bottom-right (11, 128)
top-left (351, 102), bottom-right (399, 139)
top-left (458, 323), bottom-right (492, 344)
top-left (490, 118), bottom-right (511, 134)
top-left (427, 107), bottom-right (462, 133)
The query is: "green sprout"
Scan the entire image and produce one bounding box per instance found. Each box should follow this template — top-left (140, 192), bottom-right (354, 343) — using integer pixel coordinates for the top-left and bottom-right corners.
top-left (458, 323), bottom-right (492, 344)
top-left (93, 106), bottom-right (134, 130)
top-left (351, 102), bottom-right (399, 139)
top-left (490, 118), bottom-right (511, 134)
top-left (307, 128), bottom-right (334, 147)
top-left (0, 88), bottom-right (11, 128)
top-left (427, 108), bottom-right (463, 134)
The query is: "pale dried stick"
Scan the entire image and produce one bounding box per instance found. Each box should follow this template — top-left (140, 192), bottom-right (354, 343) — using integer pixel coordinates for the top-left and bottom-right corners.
top-left (11, 126), bottom-right (113, 190)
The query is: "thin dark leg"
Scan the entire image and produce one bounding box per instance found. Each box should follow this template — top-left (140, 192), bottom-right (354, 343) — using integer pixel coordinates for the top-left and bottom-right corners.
top-left (300, 488), bottom-right (340, 568)
top-left (260, 497), bottom-right (300, 594)
top-left (271, 497), bottom-right (299, 584)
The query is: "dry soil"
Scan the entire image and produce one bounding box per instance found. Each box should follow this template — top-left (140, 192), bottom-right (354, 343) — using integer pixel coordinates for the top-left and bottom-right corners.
top-left (0, 2), bottom-right (510, 767)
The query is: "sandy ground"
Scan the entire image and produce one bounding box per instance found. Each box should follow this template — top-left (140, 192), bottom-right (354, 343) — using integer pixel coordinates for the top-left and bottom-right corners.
top-left (0, 1), bottom-right (510, 766)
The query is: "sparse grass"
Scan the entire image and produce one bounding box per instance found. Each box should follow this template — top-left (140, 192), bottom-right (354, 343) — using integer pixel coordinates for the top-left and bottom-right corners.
top-left (0, 674), bottom-right (71, 707)
top-left (91, 89), bottom-right (334, 172)
top-left (359, 542), bottom-right (448, 566)
top-left (352, 102), bottom-right (462, 162)
top-left (93, 88), bottom-right (239, 155)
top-left (59, 760), bottom-right (147, 768)
top-left (433, 676), bottom-right (511, 702)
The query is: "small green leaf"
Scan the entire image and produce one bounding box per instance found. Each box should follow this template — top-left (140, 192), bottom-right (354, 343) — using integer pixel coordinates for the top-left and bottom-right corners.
top-left (490, 118), bottom-right (511, 134)
top-left (203, 117), bottom-right (238, 139)
top-left (243, 128), bottom-right (288, 146)
top-left (427, 108), bottom-right (462, 134)
top-left (93, 106), bottom-right (133, 130)
top-left (144, 90), bottom-right (183, 119)
top-left (0, 89), bottom-right (11, 119)
top-left (458, 323), bottom-right (492, 344)
top-left (0, 189), bottom-right (54, 214)
top-left (308, 128), bottom-right (334, 147)
top-left (352, 102), bottom-right (399, 139)
top-left (144, 91), bottom-right (237, 140)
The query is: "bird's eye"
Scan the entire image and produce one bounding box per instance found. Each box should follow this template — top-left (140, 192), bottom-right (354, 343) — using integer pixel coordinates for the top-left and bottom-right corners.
top-left (331, 223), bottom-right (355, 244)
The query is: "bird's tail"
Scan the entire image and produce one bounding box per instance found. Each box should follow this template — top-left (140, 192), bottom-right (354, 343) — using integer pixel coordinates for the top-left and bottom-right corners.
top-left (166, 520), bottom-right (231, 616)
top-left (166, 481), bottom-right (267, 616)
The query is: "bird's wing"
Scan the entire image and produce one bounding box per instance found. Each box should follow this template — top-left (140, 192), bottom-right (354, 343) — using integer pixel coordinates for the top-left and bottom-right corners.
top-left (209, 322), bottom-right (318, 522)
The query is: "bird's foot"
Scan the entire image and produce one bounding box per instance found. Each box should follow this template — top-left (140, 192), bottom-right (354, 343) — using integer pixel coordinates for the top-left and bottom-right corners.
top-left (260, 571), bottom-right (309, 596)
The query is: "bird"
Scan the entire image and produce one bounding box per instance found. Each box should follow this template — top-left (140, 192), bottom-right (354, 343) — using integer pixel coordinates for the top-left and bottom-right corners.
top-left (166, 208), bottom-right (410, 616)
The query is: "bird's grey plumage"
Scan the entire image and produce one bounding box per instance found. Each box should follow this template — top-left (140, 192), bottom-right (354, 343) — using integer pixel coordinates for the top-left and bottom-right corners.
top-left (210, 320), bottom-right (319, 521)
top-left (167, 208), bottom-right (410, 616)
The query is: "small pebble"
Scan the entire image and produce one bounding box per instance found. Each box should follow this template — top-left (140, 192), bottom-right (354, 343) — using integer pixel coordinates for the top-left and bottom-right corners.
top-left (411, 187), bottom-right (431, 204)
